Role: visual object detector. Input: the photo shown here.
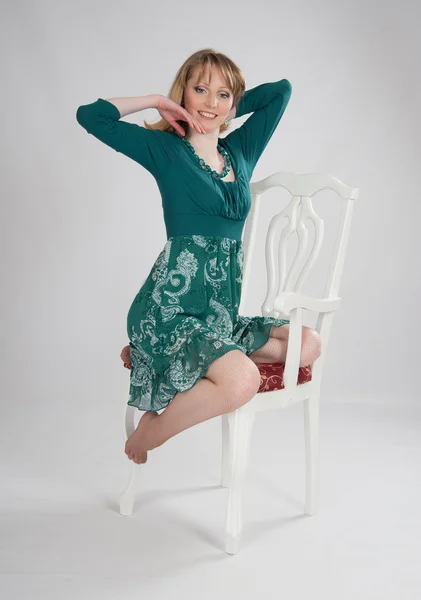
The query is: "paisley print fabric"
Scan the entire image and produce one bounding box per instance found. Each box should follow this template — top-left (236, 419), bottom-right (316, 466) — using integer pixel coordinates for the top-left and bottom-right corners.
top-left (126, 234), bottom-right (290, 411)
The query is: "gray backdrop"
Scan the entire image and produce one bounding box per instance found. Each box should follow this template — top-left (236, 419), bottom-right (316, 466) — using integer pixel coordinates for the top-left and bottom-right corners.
top-left (1, 0), bottom-right (420, 597)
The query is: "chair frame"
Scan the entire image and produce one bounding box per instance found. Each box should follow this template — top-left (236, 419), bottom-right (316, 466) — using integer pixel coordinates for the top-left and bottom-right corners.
top-left (119, 172), bottom-right (359, 555)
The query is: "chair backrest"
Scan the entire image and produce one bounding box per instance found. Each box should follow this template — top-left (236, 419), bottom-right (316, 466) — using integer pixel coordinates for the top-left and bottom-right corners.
top-left (240, 173), bottom-right (359, 384)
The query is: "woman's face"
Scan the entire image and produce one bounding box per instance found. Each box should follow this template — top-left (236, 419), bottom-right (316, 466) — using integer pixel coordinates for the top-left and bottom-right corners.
top-left (183, 65), bottom-right (234, 133)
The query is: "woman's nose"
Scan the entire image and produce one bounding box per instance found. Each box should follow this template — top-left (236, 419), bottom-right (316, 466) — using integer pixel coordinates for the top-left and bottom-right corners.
top-left (206, 97), bottom-right (217, 108)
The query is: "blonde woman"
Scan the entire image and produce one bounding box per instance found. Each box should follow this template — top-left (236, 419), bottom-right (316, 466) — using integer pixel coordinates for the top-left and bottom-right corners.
top-left (76, 48), bottom-right (321, 465)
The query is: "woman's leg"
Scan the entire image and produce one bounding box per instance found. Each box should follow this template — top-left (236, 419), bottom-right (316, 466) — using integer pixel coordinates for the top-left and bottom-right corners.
top-left (125, 349), bottom-right (261, 464)
top-left (249, 324), bottom-right (321, 367)
top-left (121, 324), bottom-right (322, 464)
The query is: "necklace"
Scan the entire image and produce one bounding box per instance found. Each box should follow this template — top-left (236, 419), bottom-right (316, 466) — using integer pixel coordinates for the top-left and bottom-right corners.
top-left (181, 136), bottom-right (232, 179)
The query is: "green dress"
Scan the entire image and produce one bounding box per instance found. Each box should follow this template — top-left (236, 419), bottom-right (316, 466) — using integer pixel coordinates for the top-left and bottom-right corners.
top-left (76, 79), bottom-right (292, 411)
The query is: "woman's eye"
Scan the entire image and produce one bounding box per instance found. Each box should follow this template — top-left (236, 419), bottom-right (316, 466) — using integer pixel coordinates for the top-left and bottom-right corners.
top-left (195, 87), bottom-right (229, 99)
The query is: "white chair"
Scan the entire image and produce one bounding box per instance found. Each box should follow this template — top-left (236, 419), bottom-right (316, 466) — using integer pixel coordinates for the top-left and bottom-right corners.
top-left (119, 172), bottom-right (359, 555)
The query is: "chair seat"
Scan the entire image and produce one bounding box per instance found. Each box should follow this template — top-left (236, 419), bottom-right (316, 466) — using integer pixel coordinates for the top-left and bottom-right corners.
top-left (123, 361), bottom-right (312, 393)
top-left (255, 362), bottom-right (312, 392)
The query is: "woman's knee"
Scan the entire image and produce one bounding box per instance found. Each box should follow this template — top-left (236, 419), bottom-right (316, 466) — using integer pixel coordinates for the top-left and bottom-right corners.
top-left (205, 349), bottom-right (261, 407)
top-left (273, 324), bottom-right (322, 357)
top-left (214, 351), bottom-right (261, 409)
top-left (302, 327), bottom-right (322, 359)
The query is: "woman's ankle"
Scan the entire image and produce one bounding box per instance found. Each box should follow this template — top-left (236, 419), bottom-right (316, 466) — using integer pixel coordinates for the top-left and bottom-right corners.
top-left (146, 413), bottom-right (165, 450)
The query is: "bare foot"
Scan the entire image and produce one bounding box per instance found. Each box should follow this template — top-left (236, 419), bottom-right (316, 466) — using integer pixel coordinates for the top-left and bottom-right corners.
top-left (125, 411), bottom-right (160, 464)
top-left (120, 345), bottom-right (132, 369)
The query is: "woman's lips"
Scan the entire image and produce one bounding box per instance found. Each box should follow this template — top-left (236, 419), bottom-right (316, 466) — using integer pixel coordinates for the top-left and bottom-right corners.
top-left (198, 111), bottom-right (217, 120)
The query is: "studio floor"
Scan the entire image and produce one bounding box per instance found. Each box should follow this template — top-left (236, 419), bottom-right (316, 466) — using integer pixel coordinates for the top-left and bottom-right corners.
top-left (1, 401), bottom-right (420, 599)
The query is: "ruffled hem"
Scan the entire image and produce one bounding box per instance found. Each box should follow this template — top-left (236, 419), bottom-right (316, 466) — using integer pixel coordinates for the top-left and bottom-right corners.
top-left (127, 314), bottom-right (290, 412)
top-left (233, 315), bottom-right (290, 355)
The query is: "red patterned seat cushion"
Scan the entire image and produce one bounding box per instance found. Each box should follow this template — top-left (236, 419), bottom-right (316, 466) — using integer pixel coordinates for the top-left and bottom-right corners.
top-left (256, 362), bottom-right (312, 392)
top-left (123, 361), bottom-right (312, 393)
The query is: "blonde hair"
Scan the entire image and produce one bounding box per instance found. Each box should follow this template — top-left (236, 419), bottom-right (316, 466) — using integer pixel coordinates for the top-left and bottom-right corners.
top-left (144, 48), bottom-right (246, 135)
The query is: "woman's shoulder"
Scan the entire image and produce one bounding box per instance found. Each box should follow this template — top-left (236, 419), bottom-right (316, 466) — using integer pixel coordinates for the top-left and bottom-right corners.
top-left (150, 128), bottom-right (181, 148)
top-left (141, 128), bottom-right (183, 168)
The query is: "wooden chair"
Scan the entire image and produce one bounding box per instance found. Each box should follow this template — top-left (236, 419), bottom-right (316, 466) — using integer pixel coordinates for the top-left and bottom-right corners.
top-left (119, 172), bottom-right (359, 555)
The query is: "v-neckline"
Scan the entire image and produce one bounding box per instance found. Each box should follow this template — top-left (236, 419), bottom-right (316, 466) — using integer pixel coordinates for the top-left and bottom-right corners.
top-left (217, 138), bottom-right (239, 185)
top-left (175, 133), bottom-right (240, 185)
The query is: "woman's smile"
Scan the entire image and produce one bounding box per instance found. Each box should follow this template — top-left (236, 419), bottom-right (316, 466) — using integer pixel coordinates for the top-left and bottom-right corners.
top-left (198, 111), bottom-right (217, 120)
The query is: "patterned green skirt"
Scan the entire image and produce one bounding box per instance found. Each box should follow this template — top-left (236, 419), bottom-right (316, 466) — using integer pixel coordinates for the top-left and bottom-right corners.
top-left (126, 234), bottom-right (289, 411)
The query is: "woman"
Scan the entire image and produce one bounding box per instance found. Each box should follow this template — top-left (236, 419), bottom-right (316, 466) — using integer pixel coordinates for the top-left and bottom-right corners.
top-left (76, 48), bottom-right (321, 465)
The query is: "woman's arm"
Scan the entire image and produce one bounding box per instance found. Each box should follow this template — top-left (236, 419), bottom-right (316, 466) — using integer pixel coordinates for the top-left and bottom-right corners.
top-left (225, 79), bottom-right (292, 175)
top-left (104, 94), bottom-right (160, 117)
top-left (76, 96), bottom-right (179, 179)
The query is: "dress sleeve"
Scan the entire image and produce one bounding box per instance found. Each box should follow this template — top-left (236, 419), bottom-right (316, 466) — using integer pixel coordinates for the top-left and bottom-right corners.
top-left (76, 98), bottom-right (179, 180)
top-left (224, 79), bottom-right (292, 175)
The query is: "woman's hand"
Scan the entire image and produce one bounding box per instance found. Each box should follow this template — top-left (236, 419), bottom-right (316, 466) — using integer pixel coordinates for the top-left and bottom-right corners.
top-left (156, 96), bottom-right (206, 136)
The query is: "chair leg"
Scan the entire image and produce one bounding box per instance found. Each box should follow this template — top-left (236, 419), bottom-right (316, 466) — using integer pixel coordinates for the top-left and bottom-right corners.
top-left (303, 394), bottom-right (320, 515)
top-left (119, 398), bottom-right (138, 516)
top-left (119, 461), bottom-right (137, 516)
top-left (221, 414), bottom-right (230, 488)
top-left (224, 405), bottom-right (255, 555)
